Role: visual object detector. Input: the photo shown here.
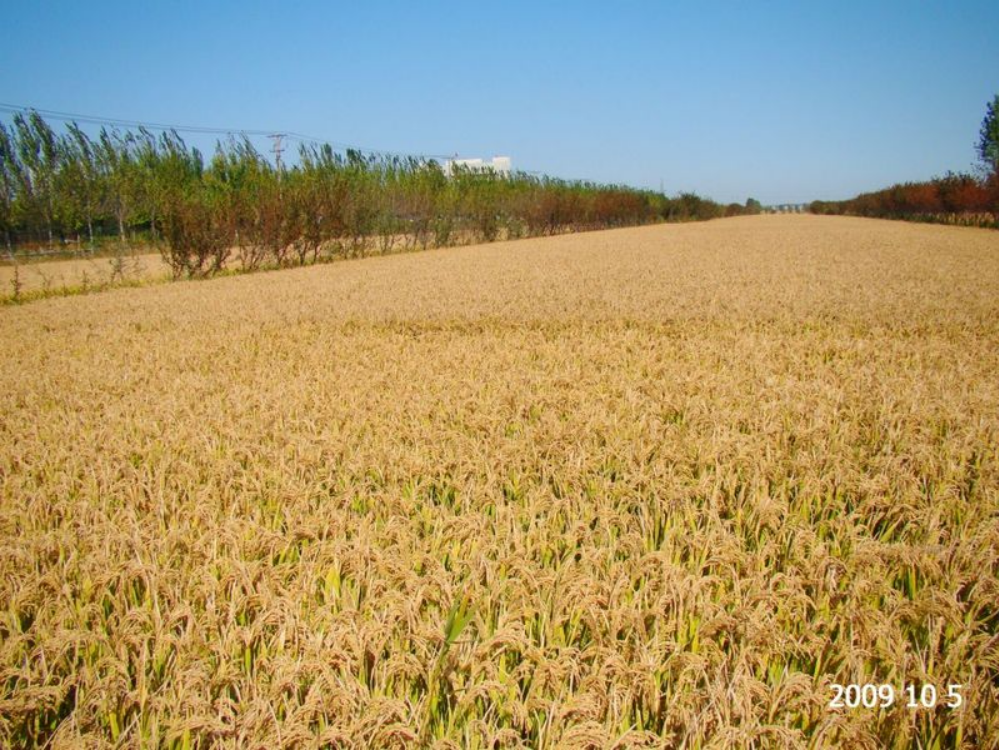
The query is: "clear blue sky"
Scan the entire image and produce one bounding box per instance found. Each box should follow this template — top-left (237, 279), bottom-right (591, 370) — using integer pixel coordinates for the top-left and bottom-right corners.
top-left (1, 1), bottom-right (996, 204)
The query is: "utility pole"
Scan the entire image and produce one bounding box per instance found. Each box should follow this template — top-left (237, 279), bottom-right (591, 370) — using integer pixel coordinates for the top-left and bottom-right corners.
top-left (268, 133), bottom-right (286, 177)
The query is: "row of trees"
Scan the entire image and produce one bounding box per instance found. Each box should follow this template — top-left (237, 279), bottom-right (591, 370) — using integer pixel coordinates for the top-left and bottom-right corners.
top-left (809, 95), bottom-right (999, 227)
top-left (0, 112), bottom-right (172, 251)
top-left (0, 112), bottom-right (736, 276)
top-left (809, 172), bottom-right (999, 225)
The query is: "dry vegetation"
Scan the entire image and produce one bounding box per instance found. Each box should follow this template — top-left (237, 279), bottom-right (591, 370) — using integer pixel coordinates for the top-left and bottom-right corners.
top-left (0, 252), bottom-right (169, 297)
top-left (1, 214), bottom-right (998, 748)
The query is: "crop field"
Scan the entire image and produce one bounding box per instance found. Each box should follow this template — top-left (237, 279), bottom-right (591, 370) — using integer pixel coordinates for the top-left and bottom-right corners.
top-left (1, 214), bottom-right (998, 748)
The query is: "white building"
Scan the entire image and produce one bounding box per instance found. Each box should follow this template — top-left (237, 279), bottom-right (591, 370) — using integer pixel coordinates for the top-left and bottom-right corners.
top-left (443, 156), bottom-right (512, 177)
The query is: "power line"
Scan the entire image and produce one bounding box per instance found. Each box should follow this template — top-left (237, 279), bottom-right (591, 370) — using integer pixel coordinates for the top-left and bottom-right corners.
top-left (281, 131), bottom-right (451, 161)
top-left (0, 101), bottom-right (270, 136)
top-left (0, 101), bottom-right (452, 160)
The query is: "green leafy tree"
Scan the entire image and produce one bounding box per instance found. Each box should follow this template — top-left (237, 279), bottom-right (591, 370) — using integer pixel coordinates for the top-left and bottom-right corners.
top-left (13, 112), bottom-right (61, 245)
top-left (97, 128), bottom-right (143, 243)
top-left (0, 123), bottom-right (20, 251)
top-left (977, 94), bottom-right (999, 175)
top-left (58, 123), bottom-right (102, 246)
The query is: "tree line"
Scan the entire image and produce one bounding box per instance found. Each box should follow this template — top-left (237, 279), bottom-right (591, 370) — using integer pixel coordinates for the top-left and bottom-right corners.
top-left (809, 173), bottom-right (998, 227)
top-left (809, 95), bottom-right (999, 228)
top-left (0, 112), bottom-right (746, 277)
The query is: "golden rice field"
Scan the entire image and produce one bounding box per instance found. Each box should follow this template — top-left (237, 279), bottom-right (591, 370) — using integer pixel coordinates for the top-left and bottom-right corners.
top-left (1, 214), bottom-right (998, 748)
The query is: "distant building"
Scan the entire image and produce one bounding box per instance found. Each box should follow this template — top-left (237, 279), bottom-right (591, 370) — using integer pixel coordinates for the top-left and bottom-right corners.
top-left (443, 156), bottom-right (512, 177)
top-left (765, 203), bottom-right (807, 214)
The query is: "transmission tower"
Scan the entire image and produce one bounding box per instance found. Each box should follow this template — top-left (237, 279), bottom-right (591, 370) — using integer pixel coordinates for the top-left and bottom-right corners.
top-left (268, 133), bottom-right (286, 174)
